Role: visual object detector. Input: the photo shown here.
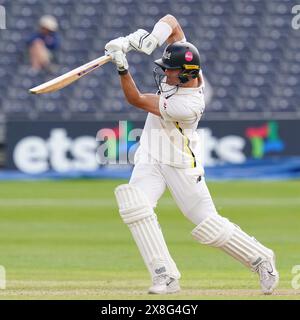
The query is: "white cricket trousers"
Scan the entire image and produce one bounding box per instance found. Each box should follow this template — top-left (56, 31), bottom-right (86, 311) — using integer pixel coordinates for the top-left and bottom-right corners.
top-left (126, 149), bottom-right (276, 280)
top-left (129, 150), bottom-right (218, 225)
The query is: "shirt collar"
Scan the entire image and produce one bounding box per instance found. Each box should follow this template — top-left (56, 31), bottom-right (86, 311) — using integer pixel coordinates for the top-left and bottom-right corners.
top-left (176, 85), bottom-right (203, 95)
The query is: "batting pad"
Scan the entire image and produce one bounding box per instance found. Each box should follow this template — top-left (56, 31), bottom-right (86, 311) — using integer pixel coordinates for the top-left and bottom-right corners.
top-left (115, 184), bottom-right (181, 280)
top-left (191, 215), bottom-right (274, 271)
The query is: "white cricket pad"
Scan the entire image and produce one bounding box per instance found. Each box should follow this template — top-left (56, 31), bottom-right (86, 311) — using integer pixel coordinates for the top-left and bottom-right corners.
top-left (115, 184), bottom-right (180, 280)
top-left (191, 215), bottom-right (274, 271)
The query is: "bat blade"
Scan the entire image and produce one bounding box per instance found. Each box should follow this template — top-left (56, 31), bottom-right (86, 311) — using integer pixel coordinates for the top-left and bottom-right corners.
top-left (29, 55), bottom-right (112, 94)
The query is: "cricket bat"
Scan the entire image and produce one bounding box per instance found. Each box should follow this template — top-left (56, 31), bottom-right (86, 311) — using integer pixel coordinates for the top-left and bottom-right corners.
top-left (29, 55), bottom-right (112, 94)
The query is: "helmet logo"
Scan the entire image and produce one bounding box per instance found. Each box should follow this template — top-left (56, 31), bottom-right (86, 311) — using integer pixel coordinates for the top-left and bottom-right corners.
top-left (185, 51), bottom-right (193, 62)
top-left (163, 51), bottom-right (171, 60)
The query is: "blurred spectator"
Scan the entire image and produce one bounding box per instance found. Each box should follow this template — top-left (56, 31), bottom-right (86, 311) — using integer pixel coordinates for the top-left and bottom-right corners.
top-left (27, 15), bottom-right (60, 73)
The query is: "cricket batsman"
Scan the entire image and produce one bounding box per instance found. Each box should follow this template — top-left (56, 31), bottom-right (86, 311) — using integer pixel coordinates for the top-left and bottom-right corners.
top-left (104, 14), bottom-right (279, 295)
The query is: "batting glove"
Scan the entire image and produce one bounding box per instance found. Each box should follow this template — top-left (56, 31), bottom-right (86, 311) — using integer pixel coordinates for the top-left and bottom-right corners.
top-left (104, 37), bottom-right (131, 54)
top-left (105, 50), bottom-right (128, 73)
top-left (126, 29), bottom-right (158, 55)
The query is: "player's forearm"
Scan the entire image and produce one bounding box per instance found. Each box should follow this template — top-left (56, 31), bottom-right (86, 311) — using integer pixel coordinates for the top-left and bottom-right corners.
top-left (119, 72), bottom-right (161, 116)
top-left (119, 72), bottom-right (142, 108)
top-left (152, 15), bottom-right (186, 45)
top-left (124, 15), bottom-right (185, 56)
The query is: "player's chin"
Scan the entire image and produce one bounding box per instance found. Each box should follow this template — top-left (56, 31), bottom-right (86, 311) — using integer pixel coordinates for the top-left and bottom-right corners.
top-left (166, 79), bottom-right (179, 86)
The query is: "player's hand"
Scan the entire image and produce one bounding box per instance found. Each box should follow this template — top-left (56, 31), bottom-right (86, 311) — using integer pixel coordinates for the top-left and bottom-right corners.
top-left (104, 37), bottom-right (131, 54)
top-left (126, 29), bottom-right (158, 55)
top-left (105, 50), bottom-right (128, 72)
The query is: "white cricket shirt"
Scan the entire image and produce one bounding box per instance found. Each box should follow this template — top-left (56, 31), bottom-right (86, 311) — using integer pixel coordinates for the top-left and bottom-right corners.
top-left (138, 80), bottom-right (205, 169)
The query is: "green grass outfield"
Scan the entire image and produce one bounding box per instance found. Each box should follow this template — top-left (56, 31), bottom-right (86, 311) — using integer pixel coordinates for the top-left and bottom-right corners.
top-left (0, 179), bottom-right (299, 300)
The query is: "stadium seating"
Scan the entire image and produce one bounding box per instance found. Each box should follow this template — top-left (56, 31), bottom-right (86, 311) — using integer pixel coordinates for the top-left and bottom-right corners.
top-left (0, 0), bottom-right (299, 119)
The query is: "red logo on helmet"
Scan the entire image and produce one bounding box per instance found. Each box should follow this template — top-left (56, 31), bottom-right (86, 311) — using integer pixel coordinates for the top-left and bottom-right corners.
top-left (185, 51), bottom-right (193, 62)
